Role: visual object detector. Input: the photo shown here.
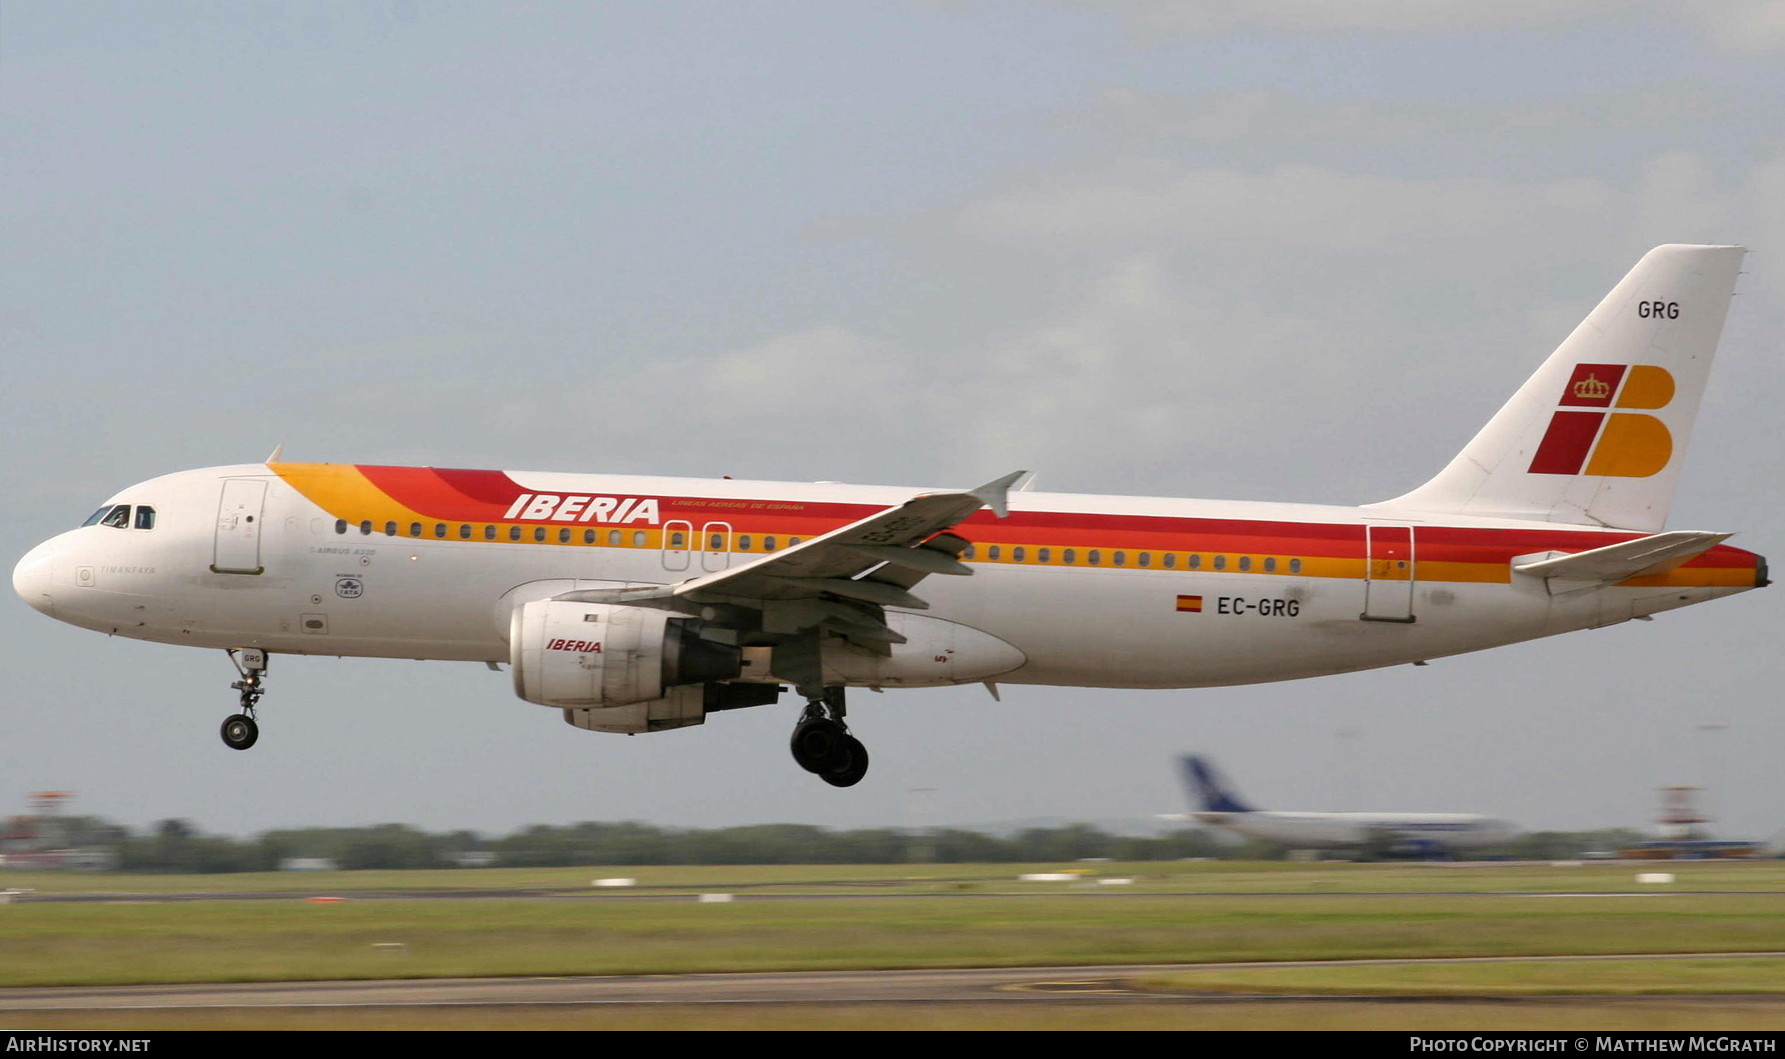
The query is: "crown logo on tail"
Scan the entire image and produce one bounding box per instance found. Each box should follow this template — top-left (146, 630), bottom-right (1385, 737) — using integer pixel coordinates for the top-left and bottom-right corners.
top-left (1572, 373), bottom-right (1611, 400)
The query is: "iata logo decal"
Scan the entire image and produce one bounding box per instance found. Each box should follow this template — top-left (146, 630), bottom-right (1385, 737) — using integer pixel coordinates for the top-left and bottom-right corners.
top-left (1528, 363), bottom-right (1675, 478)
top-left (501, 494), bottom-right (661, 524)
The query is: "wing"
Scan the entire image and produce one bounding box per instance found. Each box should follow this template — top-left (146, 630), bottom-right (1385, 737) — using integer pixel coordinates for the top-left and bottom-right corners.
top-left (554, 471), bottom-right (1025, 650)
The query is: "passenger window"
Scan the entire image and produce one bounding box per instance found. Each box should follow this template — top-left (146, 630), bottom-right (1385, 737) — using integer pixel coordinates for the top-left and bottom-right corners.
top-left (764, 536), bottom-right (778, 551)
top-left (100, 505), bottom-right (131, 529)
top-left (607, 530), bottom-right (621, 546)
top-left (335, 520), bottom-right (348, 535)
top-left (988, 546), bottom-right (1002, 560)
top-left (670, 531), bottom-right (686, 548)
top-left (1163, 553), bottom-right (1176, 569)
top-left (1189, 554), bottom-right (1201, 569)
top-left (360, 520), bottom-right (373, 535)
top-left (409, 523), bottom-right (423, 537)
top-left (559, 528), bottom-right (571, 543)
top-left (385, 521), bottom-right (398, 536)
top-left (708, 533), bottom-right (724, 550)
top-left (1137, 552), bottom-right (1150, 568)
top-left (738, 535), bottom-right (752, 551)
top-left (534, 527), bottom-right (547, 542)
top-left (1264, 557), bottom-right (1277, 573)
top-left (510, 526), bottom-right (523, 542)
top-left (789, 537), bottom-right (802, 547)
top-left (1088, 550), bottom-right (1101, 565)
top-left (135, 506), bottom-right (157, 530)
top-left (1238, 556), bottom-right (1251, 572)
top-left (1289, 558), bottom-right (1303, 574)
top-left (1037, 547), bottom-right (1050, 563)
top-left (434, 523), bottom-right (447, 539)
top-left (1063, 549), bottom-right (1076, 564)
top-left (1213, 555), bottom-right (1227, 571)
top-left (1113, 551), bottom-right (1125, 566)
top-left (1012, 546), bottom-right (1025, 562)
top-left (633, 530), bottom-right (647, 546)
top-left (583, 529), bottom-right (595, 544)
top-left (485, 525), bottom-right (497, 541)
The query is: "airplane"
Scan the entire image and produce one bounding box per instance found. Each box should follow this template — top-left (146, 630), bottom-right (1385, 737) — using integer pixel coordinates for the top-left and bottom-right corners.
top-left (1176, 754), bottom-right (1519, 857)
top-left (11, 245), bottom-right (1768, 788)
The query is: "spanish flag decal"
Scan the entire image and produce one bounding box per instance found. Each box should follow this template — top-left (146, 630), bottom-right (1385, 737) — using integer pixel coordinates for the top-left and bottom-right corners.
top-left (1176, 595), bottom-right (1203, 612)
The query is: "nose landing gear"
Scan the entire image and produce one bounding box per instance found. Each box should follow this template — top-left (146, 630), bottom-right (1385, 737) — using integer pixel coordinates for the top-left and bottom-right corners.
top-left (220, 648), bottom-right (266, 751)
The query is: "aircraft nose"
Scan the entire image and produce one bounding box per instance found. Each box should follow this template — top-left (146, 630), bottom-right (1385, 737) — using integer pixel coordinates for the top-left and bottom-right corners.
top-left (13, 539), bottom-right (59, 615)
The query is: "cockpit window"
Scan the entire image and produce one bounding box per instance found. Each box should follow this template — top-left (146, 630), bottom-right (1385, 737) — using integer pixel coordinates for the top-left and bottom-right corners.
top-left (83, 504), bottom-right (155, 529)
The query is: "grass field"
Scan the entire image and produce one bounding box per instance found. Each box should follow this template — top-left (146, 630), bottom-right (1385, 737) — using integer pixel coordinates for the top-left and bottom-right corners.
top-left (3, 859), bottom-right (1781, 1030)
top-left (3, 856), bottom-right (1781, 895)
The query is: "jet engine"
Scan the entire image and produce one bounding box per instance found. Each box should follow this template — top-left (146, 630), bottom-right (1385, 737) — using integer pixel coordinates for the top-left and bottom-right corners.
top-left (509, 600), bottom-right (742, 710)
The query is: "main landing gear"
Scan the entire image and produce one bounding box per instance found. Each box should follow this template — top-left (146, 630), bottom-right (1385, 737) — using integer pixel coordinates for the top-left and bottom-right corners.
top-left (789, 687), bottom-right (868, 787)
top-left (220, 648), bottom-right (267, 751)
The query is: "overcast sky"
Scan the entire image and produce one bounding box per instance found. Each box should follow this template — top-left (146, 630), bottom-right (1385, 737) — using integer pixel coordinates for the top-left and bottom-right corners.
top-left (4, 2), bottom-right (1780, 844)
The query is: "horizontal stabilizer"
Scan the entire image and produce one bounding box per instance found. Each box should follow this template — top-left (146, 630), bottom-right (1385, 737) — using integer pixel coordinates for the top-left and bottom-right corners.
top-left (1513, 530), bottom-right (1731, 586)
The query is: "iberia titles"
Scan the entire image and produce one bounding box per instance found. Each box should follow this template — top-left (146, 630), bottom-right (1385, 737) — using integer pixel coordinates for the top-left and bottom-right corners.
top-left (501, 494), bottom-right (662, 525)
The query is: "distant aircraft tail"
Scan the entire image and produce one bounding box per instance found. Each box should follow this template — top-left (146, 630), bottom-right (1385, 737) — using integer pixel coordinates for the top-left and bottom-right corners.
top-left (1373, 245), bottom-right (1745, 533)
top-left (1181, 755), bottom-right (1256, 814)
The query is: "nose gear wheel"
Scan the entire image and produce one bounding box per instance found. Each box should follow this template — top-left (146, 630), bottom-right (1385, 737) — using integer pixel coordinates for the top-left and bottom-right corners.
top-left (220, 649), bottom-right (268, 750)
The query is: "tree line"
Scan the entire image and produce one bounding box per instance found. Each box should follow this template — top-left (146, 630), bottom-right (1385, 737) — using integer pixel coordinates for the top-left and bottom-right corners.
top-left (15, 814), bottom-right (1653, 873)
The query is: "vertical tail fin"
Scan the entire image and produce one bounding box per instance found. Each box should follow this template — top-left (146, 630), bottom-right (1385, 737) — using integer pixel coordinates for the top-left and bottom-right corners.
top-left (1181, 755), bottom-right (1256, 814)
top-left (1375, 245), bottom-right (1745, 532)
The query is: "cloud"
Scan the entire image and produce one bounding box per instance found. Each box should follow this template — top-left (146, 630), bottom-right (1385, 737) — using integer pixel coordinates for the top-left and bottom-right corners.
top-left (698, 326), bottom-right (910, 419)
top-left (1065, 1), bottom-right (1785, 52)
top-left (961, 163), bottom-right (1618, 251)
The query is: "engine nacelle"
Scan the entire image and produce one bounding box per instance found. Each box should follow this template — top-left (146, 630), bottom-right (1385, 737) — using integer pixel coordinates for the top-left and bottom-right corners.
top-left (561, 686), bottom-right (707, 734)
top-left (510, 600), bottom-right (741, 709)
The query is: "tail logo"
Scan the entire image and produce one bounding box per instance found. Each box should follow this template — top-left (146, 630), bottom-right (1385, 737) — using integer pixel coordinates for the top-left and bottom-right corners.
top-left (1528, 363), bottom-right (1675, 478)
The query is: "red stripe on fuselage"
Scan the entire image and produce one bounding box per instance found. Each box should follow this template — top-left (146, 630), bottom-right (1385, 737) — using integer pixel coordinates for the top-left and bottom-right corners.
top-left (431, 467), bottom-right (529, 507)
top-left (341, 465), bottom-right (1759, 575)
top-left (357, 465), bottom-right (521, 521)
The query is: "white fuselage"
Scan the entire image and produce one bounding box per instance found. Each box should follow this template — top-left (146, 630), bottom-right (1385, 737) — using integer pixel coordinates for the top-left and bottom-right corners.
top-left (1191, 810), bottom-right (1519, 852)
top-left (12, 462), bottom-right (1763, 692)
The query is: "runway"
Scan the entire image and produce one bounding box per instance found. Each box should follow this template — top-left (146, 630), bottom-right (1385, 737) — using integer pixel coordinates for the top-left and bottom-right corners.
top-left (5, 954), bottom-right (1784, 1012)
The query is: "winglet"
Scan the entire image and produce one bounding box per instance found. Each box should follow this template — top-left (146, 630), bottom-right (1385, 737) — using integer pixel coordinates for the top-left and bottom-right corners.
top-left (970, 470), bottom-right (1026, 519)
top-left (266, 444), bottom-right (285, 464)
